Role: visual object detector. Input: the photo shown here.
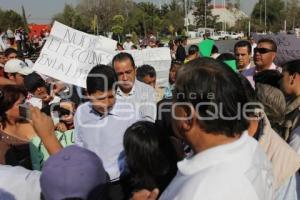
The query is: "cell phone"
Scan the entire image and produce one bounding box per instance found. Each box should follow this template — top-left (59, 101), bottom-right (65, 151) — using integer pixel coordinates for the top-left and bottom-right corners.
top-left (19, 103), bottom-right (31, 120)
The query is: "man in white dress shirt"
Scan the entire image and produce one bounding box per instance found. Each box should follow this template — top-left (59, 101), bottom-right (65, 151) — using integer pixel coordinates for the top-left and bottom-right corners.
top-left (131, 58), bottom-right (274, 200)
top-left (242, 38), bottom-right (278, 87)
top-left (234, 40), bottom-right (252, 73)
top-left (112, 52), bottom-right (156, 121)
top-left (74, 65), bottom-right (140, 200)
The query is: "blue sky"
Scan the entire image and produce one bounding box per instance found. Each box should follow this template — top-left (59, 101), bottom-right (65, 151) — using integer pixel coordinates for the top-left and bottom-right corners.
top-left (0, 0), bottom-right (80, 23)
top-left (0, 0), bottom-right (257, 24)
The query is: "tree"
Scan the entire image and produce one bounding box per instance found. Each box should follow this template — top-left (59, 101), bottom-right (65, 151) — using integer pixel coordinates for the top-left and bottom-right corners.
top-left (193, 0), bottom-right (219, 29)
top-left (112, 15), bottom-right (125, 42)
top-left (21, 5), bottom-right (29, 33)
top-left (234, 0), bottom-right (241, 9)
top-left (53, 4), bottom-right (88, 31)
top-left (0, 8), bottom-right (24, 31)
top-left (285, 0), bottom-right (300, 30)
top-left (76, 0), bottom-right (130, 34)
top-left (251, 0), bottom-right (285, 32)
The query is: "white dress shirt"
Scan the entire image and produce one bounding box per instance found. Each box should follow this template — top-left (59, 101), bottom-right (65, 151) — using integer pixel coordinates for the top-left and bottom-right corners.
top-left (74, 101), bottom-right (141, 181)
top-left (116, 80), bottom-right (156, 121)
top-left (0, 165), bottom-right (41, 200)
top-left (160, 132), bottom-right (274, 200)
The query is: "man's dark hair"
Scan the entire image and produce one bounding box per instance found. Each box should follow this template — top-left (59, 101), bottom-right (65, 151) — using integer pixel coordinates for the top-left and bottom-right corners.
top-left (258, 38), bottom-right (277, 52)
top-left (282, 59), bottom-right (300, 75)
top-left (254, 70), bottom-right (282, 89)
top-left (24, 72), bottom-right (46, 93)
top-left (211, 45), bottom-right (219, 54)
top-left (188, 45), bottom-right (199, 55)
top-left (175, 38), bottom-right (182, 44)
top-left (4, 48), bottom-right (17, 57)
top-left (234, 40), bottom-right (252, 54)
top-left (174, 57), bottom-right (249, 137)
top-left (136, 65), bottom-right (156, 82)
top-left (217, 53), bottom-right (236, 62)
top-left (112, 52), bottom-right (135, 69)
top-left (0, 52), bottom-right (4, 56)
top-left (86, 65), bottom-right (117, 94)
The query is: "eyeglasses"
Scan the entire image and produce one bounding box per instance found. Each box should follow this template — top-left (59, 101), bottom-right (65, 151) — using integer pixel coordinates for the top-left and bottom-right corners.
top-left (254, 48), bottom-right (275, 54)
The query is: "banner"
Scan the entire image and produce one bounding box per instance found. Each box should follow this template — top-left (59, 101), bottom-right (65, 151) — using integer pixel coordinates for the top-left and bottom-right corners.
top-left (125, 48), bottom-right (171, 87)
top-left (252, 33), bottom-right (300, 66)
top-left (33, 21), bottom-right (171, 88)
top-left (33, 21), bottom-right (117, 87)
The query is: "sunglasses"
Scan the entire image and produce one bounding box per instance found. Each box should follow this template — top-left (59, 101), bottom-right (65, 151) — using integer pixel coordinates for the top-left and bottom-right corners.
top-left (254, 48), bottom-right (275, 54)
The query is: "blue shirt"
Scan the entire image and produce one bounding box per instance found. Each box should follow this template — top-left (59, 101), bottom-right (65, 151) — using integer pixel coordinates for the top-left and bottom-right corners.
top-left (74, 101), bottom-right (141, 181)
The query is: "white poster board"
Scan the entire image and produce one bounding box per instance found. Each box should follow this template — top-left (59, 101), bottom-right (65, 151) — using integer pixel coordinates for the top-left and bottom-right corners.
top-left (33, 22), bottom-right (171, 88)
top-left (33, 21), bottom-right (117, 87)
top-left (125, 47), bottom-right (171, 87)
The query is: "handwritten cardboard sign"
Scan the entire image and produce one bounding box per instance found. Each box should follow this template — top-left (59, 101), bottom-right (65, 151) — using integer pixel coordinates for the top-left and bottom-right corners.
top-left (33, 21), bottom-right (116, 87)
top-left (125, 48), bottom-right (171, 87)
top-left (33, 22), bottom-right (171, 88)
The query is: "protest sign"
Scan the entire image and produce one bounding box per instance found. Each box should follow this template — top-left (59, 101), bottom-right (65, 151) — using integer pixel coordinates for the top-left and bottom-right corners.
top-left (33, 21), bottom-right (117, 87)
top-left (33, 21), bottom-right (171, 88)
top-left (125, 47), bottom-right (171, 87)
top-left (252, 33), bottom-right (300, 66)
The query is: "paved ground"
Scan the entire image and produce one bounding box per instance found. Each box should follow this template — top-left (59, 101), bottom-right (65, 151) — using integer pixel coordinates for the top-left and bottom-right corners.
top-left (215, 40), bottom-right (239, 54)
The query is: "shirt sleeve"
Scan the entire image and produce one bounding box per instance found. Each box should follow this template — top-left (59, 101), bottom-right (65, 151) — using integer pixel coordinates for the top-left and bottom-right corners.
top-left (139, 86), bottom-right (157, 122)
top-left (74, 111), bottom-right (84, 147)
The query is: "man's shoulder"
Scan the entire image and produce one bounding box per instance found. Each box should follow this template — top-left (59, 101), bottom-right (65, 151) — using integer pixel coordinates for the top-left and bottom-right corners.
top-left (76, 101), bottom-right (90, 111)
top-left (75, 102), bottom-right (93, 118)
top-left (242, 67), bottom-right (256, 76)
top-left (161, 168), bottom-right (258, 200)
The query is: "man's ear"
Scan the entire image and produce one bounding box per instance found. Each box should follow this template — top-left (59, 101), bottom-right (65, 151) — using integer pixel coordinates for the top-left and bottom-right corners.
top-left (291, 73), bottom-right (299, 85)
top-left (181, 105), bottom-right (196, 132)
top-left (271, 52), bottom-right (276, 61)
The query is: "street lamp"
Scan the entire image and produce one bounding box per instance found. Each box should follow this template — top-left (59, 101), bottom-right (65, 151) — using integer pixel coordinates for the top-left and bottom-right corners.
top-left (264, 0), bottom-right (267, 33)
top-left (204, 0), bottom-right (207, 28)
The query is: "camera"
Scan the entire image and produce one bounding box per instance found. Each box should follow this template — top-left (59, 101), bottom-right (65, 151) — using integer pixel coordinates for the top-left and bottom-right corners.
top-left (19, 103), bottom-right (31, 120)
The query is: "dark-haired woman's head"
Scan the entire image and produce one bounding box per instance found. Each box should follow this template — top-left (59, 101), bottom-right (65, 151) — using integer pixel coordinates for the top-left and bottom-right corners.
top-left (0, 85), bottom-right (27, 129)
top-left (124, 121), bottom-right (177, 192)
top-left (280, 59), bottom-right (300, 96)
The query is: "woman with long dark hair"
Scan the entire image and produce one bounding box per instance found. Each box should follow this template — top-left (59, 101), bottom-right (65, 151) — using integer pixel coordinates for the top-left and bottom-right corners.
top-left (124, 121), bottom-right (178, 196)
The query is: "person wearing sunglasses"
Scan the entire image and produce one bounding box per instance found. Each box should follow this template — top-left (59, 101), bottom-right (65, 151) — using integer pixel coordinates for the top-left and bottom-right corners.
top-left (242, 38), bottom-right (278, 87)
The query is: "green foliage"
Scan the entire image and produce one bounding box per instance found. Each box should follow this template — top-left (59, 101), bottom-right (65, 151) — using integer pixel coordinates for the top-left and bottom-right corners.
top-left (0, 8), bottom-right (24, 31)
top-left (251, 0), bottom-right (285, 32)
top-left (53, 4), bottom-right (89, 31)
top-left (53, 0), bottom-right (185, 38)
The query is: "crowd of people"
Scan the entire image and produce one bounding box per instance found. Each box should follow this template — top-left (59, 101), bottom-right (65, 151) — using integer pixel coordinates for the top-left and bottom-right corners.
top-left (0, 31), bottom-right (299, 200)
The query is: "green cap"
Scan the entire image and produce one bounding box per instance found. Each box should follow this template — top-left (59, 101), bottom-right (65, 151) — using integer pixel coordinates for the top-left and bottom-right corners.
top-left (224, 60), bottom-right (238, 72)
top-left (198, 39), bottom-right (215, 57)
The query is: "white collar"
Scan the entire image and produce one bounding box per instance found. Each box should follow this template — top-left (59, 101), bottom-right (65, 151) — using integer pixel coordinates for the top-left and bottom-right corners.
top-left (255, 62), bottom-right (277, 73)
top-left (178, 132), bottom-right (251, 175)
top-left (116, 81), bottom-right (137, 97)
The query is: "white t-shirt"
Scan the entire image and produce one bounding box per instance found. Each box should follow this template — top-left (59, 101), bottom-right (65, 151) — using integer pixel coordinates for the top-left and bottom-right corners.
top-left (160, 132), bottom-right (274, 200)
top-left (123, 41), bottom-right (134, 50)
top-left (0, 165), bottom-right (41, 200)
